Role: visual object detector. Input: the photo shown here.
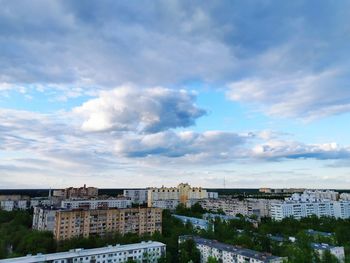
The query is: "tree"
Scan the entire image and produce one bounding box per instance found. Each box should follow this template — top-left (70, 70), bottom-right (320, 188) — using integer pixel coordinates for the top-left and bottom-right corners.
top-left (207, 256), bottom-right (219, 263)
top-left (178, 240), bottom-right (200, 263)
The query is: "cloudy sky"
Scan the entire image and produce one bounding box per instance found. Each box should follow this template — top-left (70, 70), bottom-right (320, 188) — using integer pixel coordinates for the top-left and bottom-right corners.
top-left (1, 0), bottom-right (350, 189)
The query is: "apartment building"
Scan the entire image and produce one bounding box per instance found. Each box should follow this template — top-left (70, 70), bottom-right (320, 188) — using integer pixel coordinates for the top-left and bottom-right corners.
top-left (123, 189), bottom-right (148, 204)
top-left (311, 243), bottom-right (345, 263)
top-left (173, 215), bottom-right (212, 231)
top-left (290, 190), bottom-right (339, 202)
top-left (147, 183), bottom-right (208, 207)
top-left (53, 184), bottom-right (98, 199)
top-left (53, 207), bottom-right (162, 241)
top-left (151, 199), bottom-right (180, 210)
top-left (340, 193), bottom-right (350, 201)
top-left (61, 198), bottom-right (132, 210)
top-left (0, 200), bottom-right (28, 211)
top-left (199, 198), bottom-right (275, 218)
top-left (270, 200), bottom-right (350, 220)
top-left (0, 241), bottom-right (166, 263)
top-left (259, 188), bottom-right (305, 194)
top-left (32, 206), bottom-right (59, 232)
top-left (179, 236), bottom-right (285, 263)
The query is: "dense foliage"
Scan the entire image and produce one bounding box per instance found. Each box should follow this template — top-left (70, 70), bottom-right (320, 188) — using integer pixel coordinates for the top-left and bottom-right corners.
top-left (1, 208), bottom-right (350, 262)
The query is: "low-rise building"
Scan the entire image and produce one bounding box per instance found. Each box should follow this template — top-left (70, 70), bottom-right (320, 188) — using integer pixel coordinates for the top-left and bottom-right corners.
top-left (173, 215), bottom-right (211, 231)
top-left (179, 236), bottom-right (285, 263)
top-left (0, 241), bottom-right (166, 263)
top-left (60, 198), bottom-right (132, 210)
top-left (311, 243), bottom-right (345, 263)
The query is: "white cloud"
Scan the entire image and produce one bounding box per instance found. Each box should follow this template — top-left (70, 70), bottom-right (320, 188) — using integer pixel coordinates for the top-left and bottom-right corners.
top-left (73, 85), bottom-right (206, 133)
top-left (227, 69), bottom-right (350, 119)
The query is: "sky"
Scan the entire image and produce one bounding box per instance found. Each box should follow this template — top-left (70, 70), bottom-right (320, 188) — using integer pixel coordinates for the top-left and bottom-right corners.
top-left (1, 0), bottom-right (350, 189)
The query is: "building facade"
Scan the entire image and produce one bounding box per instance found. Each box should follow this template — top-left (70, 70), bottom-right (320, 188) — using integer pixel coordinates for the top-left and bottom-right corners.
top-left (173, 215), bottom-right (212, 231)
top-left (61, 198), bottom-right (132, 210)
top-left (123, 189), bottom-right (148, 204)
top-left (179, 236), bottom-right (285, 263)
top-left (199, 198), bottom-right (275, 218)
top-left (311, 243), bottom-right (345, 263)
top-left (270, 201), bottom-right (350, 220)
top-left (53, 184), bottom-right (98, 199)
top-left (53, 207), bottom-right (162, 241)
top-left (32, 206), bottom-right (59, 232)
top-left (0, 241), bottom-right (166, 263)
top-left (147, 183), bottom-right (208, 207)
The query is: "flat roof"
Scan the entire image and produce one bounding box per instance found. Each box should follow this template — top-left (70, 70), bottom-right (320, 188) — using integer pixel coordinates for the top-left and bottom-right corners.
top-left (186, 236), bottom-right (282, 262)
top-left (0, 241), bottom-right (165, 263)
top-left (311, 243), bottom-right (340, 250)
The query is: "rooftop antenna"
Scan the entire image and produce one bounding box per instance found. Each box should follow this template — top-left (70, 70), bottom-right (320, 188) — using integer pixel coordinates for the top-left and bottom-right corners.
top-left (223, 177), bottom-right (226, 189)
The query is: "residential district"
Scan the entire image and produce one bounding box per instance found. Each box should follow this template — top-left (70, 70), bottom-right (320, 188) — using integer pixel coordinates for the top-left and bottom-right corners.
top-left (0, 184), bottom-right (350, 262)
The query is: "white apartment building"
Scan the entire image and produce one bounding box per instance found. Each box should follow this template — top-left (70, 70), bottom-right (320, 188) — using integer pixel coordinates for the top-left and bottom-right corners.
top-left (60, 198), bottom-right (132, 210)
top-left (151, 199), bottom-right (180, 210)
top-left (123, 189), bottom-right (148, 204)
top-left (179, 236), bottom-right (284, 263)
top-left (340, 193), bottom-right (350, 201)
top-left (30, 198), bottom-right (56, 208)
top-left (0, 200), bottom-right (28, 211)
top-left (32, 206), bottom-right (59, 232)
top-left (311, 243), bottom-right (345, 263)
top-left (199, 198), bottom-right (275, 218)
top-left (290, 190), bottom-right (339, 202)
top-left (270, 201), bottom-right (350, 220)
top-left (0, 241), bottom-right (166, 263)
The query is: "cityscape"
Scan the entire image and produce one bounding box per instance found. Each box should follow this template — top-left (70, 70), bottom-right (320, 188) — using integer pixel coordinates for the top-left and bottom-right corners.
top-left (0, 184), bottom-right (349, 262)
top-left (1, 1), bottom-right (350, 263)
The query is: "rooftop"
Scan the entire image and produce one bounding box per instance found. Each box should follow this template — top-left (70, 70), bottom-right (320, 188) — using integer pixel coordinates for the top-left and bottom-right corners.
top-left (182, 236), bottom-right (283, 262)
top-left (0, 241), bottom-right (165, 263)
top-left (311, 243), bottom-right (339, 250)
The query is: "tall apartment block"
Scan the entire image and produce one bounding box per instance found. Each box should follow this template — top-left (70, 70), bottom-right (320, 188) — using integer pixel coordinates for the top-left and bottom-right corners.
top-left (123, 189), bottom-right (148, 204)
top-left (147, 183), bottom-right (209, 208)
top-left (53, 207), bottom-right (162, 241)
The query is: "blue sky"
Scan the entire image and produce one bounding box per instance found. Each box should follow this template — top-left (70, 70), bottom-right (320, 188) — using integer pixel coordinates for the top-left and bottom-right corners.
top-left (1, 0), bottom-right (350, 188)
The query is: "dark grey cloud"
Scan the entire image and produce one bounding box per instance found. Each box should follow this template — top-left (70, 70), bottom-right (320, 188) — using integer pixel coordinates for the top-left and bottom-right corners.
top-left (1, 0), bottom-right (350, 118)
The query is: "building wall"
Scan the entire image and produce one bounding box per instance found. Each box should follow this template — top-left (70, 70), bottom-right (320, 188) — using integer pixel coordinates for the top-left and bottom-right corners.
top-left (123, 189), bottom-right (148, 204)
top-left (147, 183), bottom-right (207, 207)
top-left (32, 207), bottom-right (57, 231)
top-left (0, 242), bottom-right (166, 263)
top-left (53, 207), bottom-right (162, 241)
top-left (61, 198), bottom-right (132, 210)
top-left (271, 201), bottom-right (350, 220)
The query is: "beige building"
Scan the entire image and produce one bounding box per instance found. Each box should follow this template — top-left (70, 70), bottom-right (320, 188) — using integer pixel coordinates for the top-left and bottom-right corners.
top-left (147, 183), bottom-right (208, 207)
top-left (53, 207), bottom-right (162, 241)
top-left (53, 184), bottom-right (98, 199)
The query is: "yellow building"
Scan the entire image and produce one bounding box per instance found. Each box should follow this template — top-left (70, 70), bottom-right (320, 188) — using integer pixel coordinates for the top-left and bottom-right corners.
top-left (147, 183), bottom-right (208, 207)
top-left (53, 207), bottom-right (162, 241)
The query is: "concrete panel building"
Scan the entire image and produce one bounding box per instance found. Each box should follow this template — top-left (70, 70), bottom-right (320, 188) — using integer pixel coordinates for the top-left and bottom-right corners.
top-left (0, 241), bottom-right (166, 263)
top-left (53, 207), bottom-right (162, 241)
